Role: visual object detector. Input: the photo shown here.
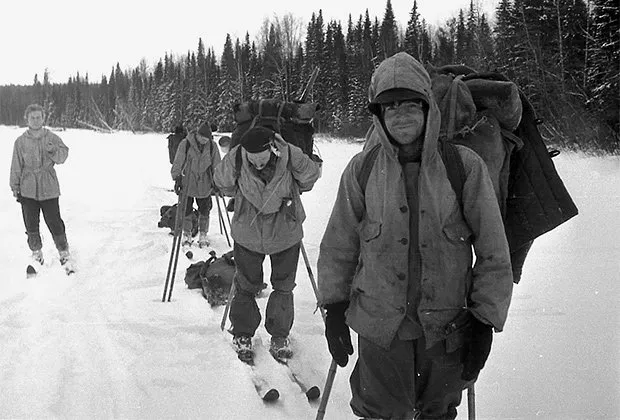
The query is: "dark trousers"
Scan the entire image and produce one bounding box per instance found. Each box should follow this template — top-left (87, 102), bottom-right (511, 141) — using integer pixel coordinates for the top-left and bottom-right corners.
top-left (229, 242), bottom-right (300, 338)
top-left (20, 197), bottom-right (67, 251)
top-left (350, 335), bottom-right (467, 420)
top-left (184, 196), bottom-right (212, 217)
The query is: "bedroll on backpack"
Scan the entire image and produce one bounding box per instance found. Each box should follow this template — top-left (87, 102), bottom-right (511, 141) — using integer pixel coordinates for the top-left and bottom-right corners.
top-left (360, 64), bottom-right (578, 284)
top-left (230, 99), bottom-right (319, 157)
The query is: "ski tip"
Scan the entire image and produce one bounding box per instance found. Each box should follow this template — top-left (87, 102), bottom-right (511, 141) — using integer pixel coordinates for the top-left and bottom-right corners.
top-left (262, 388), bottom-right (279, 402)
top-left (185, 250), bottom-right (194, 259)
top-left (306, 386), bottom-right (321, 401)
top-left (26, 265), bottom-right (37, 275)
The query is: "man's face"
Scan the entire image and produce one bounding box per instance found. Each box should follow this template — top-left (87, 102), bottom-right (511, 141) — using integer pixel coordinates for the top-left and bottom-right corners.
top-left (382, 99), bottom-right (426, 145)
top-left (247, 149), bottom-right (272, 170)
top-left (27, 111), bottom-right (44, 130)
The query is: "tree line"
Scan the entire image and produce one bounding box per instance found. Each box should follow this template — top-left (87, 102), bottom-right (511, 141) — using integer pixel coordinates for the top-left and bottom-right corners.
top-left (0, 0), bottom-right (617, 153)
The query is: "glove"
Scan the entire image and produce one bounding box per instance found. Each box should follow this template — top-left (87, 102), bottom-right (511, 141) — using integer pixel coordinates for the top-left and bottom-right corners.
top-left (461, 316), bottom-right (493, 381)
top-left (174, 178), bottom-right (183, 195)
top-left (226, 197), bottom-right (235, 212)
top-left (13, 190), bottom-right (21, 203)
top-left (324, 301), bottom-right (354, 367)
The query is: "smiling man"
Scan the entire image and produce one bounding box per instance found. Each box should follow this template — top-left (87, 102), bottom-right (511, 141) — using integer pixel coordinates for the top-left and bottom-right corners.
top-left (10, 103), bottom-right (74, 275)
top-left (317, 52), bottom-right (513, 420)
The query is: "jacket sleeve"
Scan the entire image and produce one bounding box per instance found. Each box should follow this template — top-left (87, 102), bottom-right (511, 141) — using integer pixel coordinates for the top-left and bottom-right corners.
top-left (317, 156), bottom-right (366, 305)
top-left (47, 132), bottom-right (69, 164)
top-left (289, 145), bottom-right (321, 192)
top-left (213, 146), bottom-right (238, 197)
top-left (460, 146), bottom-right (513, 332)
top-left (171, 139), bottom-right (187, 180)
top-left (9, 140), bottom-right (22, 193)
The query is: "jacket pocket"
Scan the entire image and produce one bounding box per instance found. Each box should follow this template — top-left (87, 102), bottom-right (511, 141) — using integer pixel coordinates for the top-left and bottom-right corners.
top-left (358, 221), bottom-right (382, 243)
top-left (443, 222), bottom-right (472, 245)
top-left (444, 309), bottom-right (472, 353)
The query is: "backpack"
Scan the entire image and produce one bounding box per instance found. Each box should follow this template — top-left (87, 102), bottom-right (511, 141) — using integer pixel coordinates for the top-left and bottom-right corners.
top-left (230, 99), bottom-right (319, 157)
top-left (184, 253), bottom-right (217, 290)
top-left (360, 66), bottom-right (578, 284)
top-left (201, 250), bottom-right (236, 306)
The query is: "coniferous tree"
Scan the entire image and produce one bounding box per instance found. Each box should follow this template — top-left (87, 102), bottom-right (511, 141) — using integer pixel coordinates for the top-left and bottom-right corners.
top-left (379, 0), bottom-right (399, 59)
top-left (404, 0), bottom-right (420, 59)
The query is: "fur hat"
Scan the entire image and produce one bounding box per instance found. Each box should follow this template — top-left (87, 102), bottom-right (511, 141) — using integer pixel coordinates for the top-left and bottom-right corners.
top-left (368, 88), bottom-right (426, 116)
top-left (240, 126), bottom-right (274, 153)
top-left (197, 122), bottom-right (212, 139)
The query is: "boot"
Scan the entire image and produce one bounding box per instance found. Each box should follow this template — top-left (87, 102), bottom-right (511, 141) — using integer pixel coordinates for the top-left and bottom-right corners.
top-left (233, 335), bottom-right (254, 363)
top-left (198, 214), bottom-right (209, 248)
top-left (59, 249), bottom-right (71, 265)
top-left (181, 215), bottom-right (194, 246)
top-left (269, 336), bottom-right (293, 360)
top-left (31, 249), bottom-right (44, 265)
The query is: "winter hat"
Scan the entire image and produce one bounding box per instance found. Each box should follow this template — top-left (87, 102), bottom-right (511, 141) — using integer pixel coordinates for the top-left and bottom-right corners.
top-left (174, 125), bottom-right (184, 135)
top-left (197, 122), bottom-right (213, 139)
top-left (368, 88), bottom-right (427, 116)
top-left (240, 126), bottom-right (274, 153)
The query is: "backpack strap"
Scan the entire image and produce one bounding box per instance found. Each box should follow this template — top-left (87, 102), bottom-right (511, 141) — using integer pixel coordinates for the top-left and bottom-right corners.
top-left (439, 140), bottom-right (466, 212)
top-left (358, 143), bottom-right (382, 194)
top-left (233, 146), bottom-right (243, 180)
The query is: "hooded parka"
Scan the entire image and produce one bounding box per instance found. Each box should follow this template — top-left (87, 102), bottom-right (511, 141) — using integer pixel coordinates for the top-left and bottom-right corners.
top-left (171, 132), bottom-right (221, 198)
top-left (214, 138), bottom-right (321, 255)
top-left (10, 128), bottom-right (69, 201)
top-left (317, 52), bottom-right (513, 350)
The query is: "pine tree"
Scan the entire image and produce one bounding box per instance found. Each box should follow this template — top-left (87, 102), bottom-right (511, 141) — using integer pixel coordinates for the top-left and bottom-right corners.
top-left (404, 0), bottom-right (420, 59)
top-left (379, 0), bottom-right (399, 59)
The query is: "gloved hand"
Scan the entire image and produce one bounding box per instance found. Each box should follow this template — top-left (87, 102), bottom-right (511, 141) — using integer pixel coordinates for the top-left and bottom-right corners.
top-left (324, 301), bottom-right (353, 367)
top-left (13, 190), bottom-right (21, 203)
top-left (174, 178), bottom-right (183, 195)
top-left (461, 316), bottom-right (493, 381)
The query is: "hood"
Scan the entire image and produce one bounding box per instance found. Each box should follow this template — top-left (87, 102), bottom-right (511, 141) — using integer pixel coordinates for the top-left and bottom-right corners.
top-left (366, 52), bottom-right (441, 163)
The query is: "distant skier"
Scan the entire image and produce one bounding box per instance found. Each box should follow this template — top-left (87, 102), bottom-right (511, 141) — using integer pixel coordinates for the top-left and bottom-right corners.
top-left (171, 121), bottom-right (221, 248)
top-left (214, 126), bottom-right (321, 362)
top-left (10, 103), bottom-right (74, 274)
top-left (167, 124), bottom-right (186, 165)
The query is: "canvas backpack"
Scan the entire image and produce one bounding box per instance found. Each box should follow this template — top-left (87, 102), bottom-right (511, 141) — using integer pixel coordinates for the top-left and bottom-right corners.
top-left (201, 250), bottom-right (236, 306)
top-left (184, 253), bottom-right (217, 290)
top-left (230, 99), bottom-right (319, 157)
top-left (360, 65), bottom-right (578, 283)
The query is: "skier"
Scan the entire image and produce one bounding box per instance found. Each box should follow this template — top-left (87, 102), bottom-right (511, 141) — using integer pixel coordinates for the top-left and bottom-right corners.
top-left (214, 126), bottom-right (321, 362)
top-left (317, 52), bottom-right (514, 419)
top-left (10, 103), bottom-right (74, 274)
top-left (167, 124), bottom-right (186, 165)
top-left (171, 121), bottom-right (221, 248)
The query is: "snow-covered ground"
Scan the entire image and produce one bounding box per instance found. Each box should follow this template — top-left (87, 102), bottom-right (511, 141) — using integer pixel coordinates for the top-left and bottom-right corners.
top-left (0, 125), bottom-right (618, 419)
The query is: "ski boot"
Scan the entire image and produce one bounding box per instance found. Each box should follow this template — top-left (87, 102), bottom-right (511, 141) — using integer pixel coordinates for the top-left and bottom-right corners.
top-left (233, 335), bottom-right (254, 363)
top-left (269, 336), bottom-right (293, 361)
top-left (198, 231), bottom-right (210, 248)
top-left (181, 231), bottom-right (193, 247)
top-left (59, 250), bottom-right (76, 275)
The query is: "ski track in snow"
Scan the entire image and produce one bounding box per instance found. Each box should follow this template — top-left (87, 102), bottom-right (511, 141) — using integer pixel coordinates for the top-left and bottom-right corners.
top-left (0, 126), bottom-right (618, 419)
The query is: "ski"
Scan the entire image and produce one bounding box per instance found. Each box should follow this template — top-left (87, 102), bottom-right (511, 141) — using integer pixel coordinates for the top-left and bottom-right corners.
top-left (272, 355), bottom-right (320, 401)
top-left (26, 264), bottom-right (37, 278)
top-left (239, 357), bottom-right (280, 402)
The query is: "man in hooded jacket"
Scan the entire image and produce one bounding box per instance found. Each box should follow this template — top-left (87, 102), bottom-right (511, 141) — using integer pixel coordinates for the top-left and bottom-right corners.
top-left (317, 52), bottom-right (513, 419)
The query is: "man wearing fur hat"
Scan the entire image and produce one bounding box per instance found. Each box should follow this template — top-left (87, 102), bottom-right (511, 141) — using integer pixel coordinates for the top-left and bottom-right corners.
top-left (214, 126), bottom-right (321, 362)
top-left (317, 52), bottom-right (513, 419)
top-left (171, 121), bottom-right (221, 248)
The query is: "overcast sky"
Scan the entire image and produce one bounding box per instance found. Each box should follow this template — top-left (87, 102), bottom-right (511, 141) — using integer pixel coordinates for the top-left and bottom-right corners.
top-left (0, 0), bottom-right (498, 86)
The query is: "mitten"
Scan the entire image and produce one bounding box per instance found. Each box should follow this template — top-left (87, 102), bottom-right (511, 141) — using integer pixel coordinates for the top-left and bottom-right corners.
top-left (324, 301), bottom-right (354, 367)
top-left (174, 178), bottom-right (183, 195)
top-left (461, 316), bottom-right (493, 381)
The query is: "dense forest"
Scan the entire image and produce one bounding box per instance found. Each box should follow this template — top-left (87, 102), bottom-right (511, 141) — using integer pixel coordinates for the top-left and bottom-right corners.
top-left (0, 0), bottom-right (617, 153)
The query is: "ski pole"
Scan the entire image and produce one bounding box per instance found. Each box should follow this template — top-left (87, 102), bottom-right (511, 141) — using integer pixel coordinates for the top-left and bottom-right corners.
top-left (298, 242), bottom-right (340, 420)
top-left (219, 192), bottom-right (233, 234)
top-left (166, 178), bottom-right (190, 302)
top-left (468, 384), bottom-right (476, 420)
top-left (162, 183), bottom-right (186, 302)
top-left (215, 193), bottom-right (231, 247)
top-left (220, 280), bottom-right (236, 331)
top-left (216, 194), bottom-right (223, 235)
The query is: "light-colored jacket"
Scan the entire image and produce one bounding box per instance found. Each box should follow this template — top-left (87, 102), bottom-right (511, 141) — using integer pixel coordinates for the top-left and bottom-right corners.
top-left (10, 128), bottom-right (68, 201)
top-left (317, 52), bottom-right (513, 350)
top-left (214, 138), bottom-right (321, 255)
top-left (171, 132), bottom-right (221, 198)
